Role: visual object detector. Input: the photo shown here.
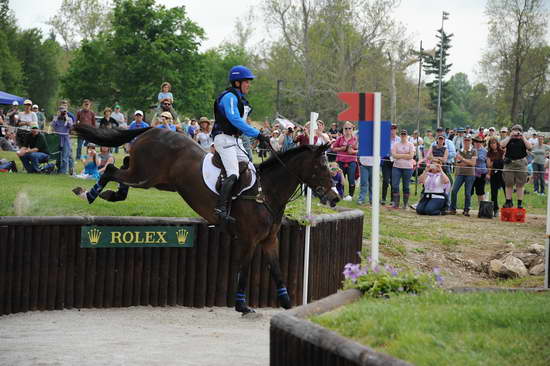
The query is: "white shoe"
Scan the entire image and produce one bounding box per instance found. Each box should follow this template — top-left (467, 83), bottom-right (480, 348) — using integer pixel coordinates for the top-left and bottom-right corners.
top-left (343, 195), bottom-right (352, 201)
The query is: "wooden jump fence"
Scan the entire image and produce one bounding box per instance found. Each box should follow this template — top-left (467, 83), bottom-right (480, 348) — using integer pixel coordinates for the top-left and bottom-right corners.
top-left (0, 211), bottom-right (363, 316)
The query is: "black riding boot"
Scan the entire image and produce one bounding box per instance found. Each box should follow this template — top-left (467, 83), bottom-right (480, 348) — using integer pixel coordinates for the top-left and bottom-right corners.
top-left (215, 174), bottom-right (238, 226)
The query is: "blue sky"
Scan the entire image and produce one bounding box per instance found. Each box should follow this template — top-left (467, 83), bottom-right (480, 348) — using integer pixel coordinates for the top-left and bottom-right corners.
top-left (11, 0), bottom-right (493, 82)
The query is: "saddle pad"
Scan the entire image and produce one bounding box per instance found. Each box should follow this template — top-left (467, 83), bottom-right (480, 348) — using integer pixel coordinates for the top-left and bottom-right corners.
top-left (202, 153), bottom-right (256, 196)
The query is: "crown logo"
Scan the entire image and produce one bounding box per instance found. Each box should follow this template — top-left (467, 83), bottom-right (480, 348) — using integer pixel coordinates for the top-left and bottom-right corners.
top-left (88, 228), bottom-right (102, 245)
top-left (176, 228), bottom-right (189, 244)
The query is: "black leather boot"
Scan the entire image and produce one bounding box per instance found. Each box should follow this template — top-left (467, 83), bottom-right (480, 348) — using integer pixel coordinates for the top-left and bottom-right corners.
top-left (215, 174), bottom-right (238, 225)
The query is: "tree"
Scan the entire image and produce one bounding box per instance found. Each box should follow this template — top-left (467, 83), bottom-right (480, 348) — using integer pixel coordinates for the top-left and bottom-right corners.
top-left (0, 30), bottom-right (24, 94)
top-left (11, 29), bottom-right (62, 110)
top-left (47, 0), bottom-right (112, 50)
top-left (422, 28), bottom-right (453, 127)
top-left (262, 0), bottom-right (398, 120)
top-left (61, 0), bottom-right (207, 115)
top-left (481, 0), bottom-right (548, 123)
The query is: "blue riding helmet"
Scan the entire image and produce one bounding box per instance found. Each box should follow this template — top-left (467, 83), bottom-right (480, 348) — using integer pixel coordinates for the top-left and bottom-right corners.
top-left (229, 65), bottom-right (256, 82)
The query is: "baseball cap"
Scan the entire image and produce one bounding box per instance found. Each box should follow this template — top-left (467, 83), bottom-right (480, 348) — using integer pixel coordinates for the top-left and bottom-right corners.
top-left (400, 129), bottom-right (407, 135)
top-left (134, 110), bottom-right (143, 116)
top-left (437, 135), bottom-right (445, 140)
top-left (463, 135), bottom-right (472, 140)
top-left (500, 127), bottom-right (508, 132)
top-left (511, 124), bottom-right (523, 132)
top-left (436, 127), bottom-right (444, 132)
top-left (32, 104), bottom-right (38, 109)
top-left (160, 111), bottom-right (172, 119)
top-left (12, 101), bottom-right (19, 106)
top-left (489, 127), bottom-right (495, 131)
top-left (199, 116), bottom-right (210, 123)
top-left (24, 99), bottom-right (32, 105)
top-left (30, 122), bottom-right (39, 129)
top-left (114, 104), bottom-right (121, 109)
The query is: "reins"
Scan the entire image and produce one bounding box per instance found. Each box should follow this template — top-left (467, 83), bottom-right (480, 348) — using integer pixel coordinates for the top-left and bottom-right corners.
top-left (241, 142), bottom-right (326, 220)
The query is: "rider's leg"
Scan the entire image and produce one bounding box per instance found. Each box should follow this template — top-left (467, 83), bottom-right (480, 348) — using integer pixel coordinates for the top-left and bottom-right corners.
top-left (213, 134), bottom-right (248, 224)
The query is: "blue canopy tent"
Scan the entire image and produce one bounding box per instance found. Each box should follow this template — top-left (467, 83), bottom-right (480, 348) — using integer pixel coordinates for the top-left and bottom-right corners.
top-left (0, 91), bottom-right (25, 105)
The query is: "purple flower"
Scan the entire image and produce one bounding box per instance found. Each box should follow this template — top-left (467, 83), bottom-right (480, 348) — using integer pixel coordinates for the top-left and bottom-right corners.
top-left (343, 263), bottom-right (366, 283)
top-left (373, 265), bottom-right (380, 273)
top-left (433, 267), bottom-right (443, 285)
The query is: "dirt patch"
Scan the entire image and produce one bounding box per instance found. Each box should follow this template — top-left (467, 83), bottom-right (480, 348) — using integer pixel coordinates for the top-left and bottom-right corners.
top-left (0, 306), bottom-right (281, 366)
top-left (366, 209), bottom-right (546, 287)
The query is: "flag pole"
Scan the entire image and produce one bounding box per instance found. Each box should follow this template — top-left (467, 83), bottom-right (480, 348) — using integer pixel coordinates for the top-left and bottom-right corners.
top-left (371, 93), bottom-right (381, 267)
top-left (303, 112), bottom-right (318, 304)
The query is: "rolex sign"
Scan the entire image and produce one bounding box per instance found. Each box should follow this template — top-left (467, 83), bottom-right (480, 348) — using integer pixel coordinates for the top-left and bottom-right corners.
top-left (81, 226), bottom-right (195, 248)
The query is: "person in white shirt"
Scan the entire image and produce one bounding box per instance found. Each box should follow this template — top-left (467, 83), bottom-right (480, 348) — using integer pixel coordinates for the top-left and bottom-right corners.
top-left (111, 104), bottom-right (127, 129)
top-left (269, 129), bottom-right (281, 151)
top-left (528, 132), bottom-right (538, 146)
top-left (16, 99), bottom-right (38, 147)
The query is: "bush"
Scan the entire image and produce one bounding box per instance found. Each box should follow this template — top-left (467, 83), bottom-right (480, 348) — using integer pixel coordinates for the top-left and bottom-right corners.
top-left (342, 257), bottom-right (442, 297)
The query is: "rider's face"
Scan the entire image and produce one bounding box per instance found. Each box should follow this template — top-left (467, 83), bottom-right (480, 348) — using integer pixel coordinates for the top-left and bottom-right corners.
top-left (239, 80), bottom-right (251, 94)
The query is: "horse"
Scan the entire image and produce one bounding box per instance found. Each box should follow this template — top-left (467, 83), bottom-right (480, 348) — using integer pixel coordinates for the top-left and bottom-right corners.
top-left (71, 124), bottom-right (340, 314)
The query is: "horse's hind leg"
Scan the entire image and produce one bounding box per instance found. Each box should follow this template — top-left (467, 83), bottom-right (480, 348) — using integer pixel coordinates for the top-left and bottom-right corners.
top-left (98, 158), bottom-right (131, 202)
top-left (261, 234), bottom-right (292, 309)
top-left (234, 241), bottom-right (258, 314)
top-left (72, 160), bottom-right (130, 204)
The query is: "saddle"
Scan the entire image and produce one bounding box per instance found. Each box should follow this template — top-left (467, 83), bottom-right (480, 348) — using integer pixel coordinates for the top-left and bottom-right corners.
top-left (211, 152), bottom-right (253, 196)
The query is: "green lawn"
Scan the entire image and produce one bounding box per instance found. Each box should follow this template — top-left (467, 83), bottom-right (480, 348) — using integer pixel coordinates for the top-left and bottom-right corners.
top-left (312, 290), bottom-right (550, 366)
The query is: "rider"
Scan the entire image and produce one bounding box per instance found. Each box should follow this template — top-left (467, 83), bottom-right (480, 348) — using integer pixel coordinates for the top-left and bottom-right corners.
top-left (212, 65), bottom-right (270, 225)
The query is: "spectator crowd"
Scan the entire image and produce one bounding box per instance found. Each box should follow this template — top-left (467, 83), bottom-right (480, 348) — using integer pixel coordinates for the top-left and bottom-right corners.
top-left (0, 83), bottom-right (548, 219)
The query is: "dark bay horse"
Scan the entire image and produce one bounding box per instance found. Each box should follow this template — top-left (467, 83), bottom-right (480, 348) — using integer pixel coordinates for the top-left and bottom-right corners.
top-left (72, 124), bottom-right (339, 314)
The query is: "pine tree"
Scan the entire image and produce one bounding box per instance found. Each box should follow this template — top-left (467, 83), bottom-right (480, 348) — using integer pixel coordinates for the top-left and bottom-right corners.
top-left (423, 28), bottom-right (453, 127)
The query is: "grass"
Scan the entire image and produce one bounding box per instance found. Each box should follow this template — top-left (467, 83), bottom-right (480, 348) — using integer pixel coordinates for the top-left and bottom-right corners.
top-left (311, 290), bottom-right (550, 366)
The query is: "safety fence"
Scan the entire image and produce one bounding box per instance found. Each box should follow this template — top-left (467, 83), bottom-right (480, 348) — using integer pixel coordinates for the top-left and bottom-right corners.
top-left (0, 211), bottom-right (363, 316)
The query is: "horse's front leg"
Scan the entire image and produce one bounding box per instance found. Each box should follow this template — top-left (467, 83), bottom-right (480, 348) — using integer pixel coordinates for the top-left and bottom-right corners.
top-left (261, 234), bottom-right (292, 310)
top-left (235, 241), bottom-right (258, 315)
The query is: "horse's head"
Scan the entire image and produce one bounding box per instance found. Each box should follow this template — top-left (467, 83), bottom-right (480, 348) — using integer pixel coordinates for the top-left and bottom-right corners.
top-left (301, 143), bottom-right (340, 207)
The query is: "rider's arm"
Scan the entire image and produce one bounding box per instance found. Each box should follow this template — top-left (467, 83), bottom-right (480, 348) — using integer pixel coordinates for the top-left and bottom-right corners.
top-left (220, 93), bottom-right (260, 138)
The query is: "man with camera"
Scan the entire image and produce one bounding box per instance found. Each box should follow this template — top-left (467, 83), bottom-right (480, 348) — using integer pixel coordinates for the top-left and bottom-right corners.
top-left (52, 106), bottom-right (74, 174)
top-left (500, 124), bottom-right (532, 208)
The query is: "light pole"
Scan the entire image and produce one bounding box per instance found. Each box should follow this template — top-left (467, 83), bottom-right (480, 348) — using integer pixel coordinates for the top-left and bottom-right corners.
top-left (436, 11), bottom-right (449, 129)
top-left (276, 80), bottom-right (283, 117)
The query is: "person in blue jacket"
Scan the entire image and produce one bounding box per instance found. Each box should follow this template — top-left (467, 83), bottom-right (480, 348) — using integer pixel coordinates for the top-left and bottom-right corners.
top-left (212, 65), bottom-right (270, 225)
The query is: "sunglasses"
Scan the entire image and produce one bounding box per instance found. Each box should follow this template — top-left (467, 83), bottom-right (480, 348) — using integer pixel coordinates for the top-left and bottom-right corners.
top-left (330, 167), bottom-right (339, 171)
top-left (344, 127), bottom-right (353, 130)
top-left (163, 103), bottom-right (171, 106)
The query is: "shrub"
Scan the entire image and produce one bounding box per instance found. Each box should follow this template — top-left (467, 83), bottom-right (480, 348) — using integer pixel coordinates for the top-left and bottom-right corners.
top-left (342, 257), bottom-right (442, 297)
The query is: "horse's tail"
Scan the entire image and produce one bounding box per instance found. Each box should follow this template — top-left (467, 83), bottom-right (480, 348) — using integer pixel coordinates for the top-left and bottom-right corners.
top-left (73, 124), bottom-right (152, 147)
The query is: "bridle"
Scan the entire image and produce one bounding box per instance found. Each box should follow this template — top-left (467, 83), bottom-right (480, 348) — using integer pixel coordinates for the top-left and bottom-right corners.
top-left (261, 143), bottom-right (334, 204)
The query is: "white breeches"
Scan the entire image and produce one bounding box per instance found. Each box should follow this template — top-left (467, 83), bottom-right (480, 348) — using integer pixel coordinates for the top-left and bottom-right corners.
top-left (213, 133), bottom-right (250, 178)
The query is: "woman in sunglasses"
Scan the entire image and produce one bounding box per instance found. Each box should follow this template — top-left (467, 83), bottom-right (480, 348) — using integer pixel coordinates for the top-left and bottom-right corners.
top-left (331, 121), bottom-right (357, 201)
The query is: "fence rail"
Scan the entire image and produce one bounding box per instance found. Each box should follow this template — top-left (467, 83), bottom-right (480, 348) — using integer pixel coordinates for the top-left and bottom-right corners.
top-left (0, 211), bottom-right (363, 316)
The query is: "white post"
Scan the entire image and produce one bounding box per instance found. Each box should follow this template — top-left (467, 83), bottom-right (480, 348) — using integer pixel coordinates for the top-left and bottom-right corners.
top-left (545, 175), bottom-right (549, 288)
top-left (371, 93), bottom-right (382, 268)
top-left (303, 112), bottom-right (318, 304)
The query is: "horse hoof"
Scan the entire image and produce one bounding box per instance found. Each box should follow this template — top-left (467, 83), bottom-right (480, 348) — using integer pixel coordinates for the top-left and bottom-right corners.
top-left (99, 190), bottom-right (116, 201)
top-left (242, 311), bottom-right (262, 319)
top-left (278, 295), bottom-right (292, 310)
top-left (72, 187), bottom-right (84, 195)
top-left (235, 302), bottom-right (255, 314)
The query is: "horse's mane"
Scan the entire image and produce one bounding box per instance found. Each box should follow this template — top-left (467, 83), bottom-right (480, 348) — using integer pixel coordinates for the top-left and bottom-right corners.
top-left (257, 145), bottom-right (319, 172)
